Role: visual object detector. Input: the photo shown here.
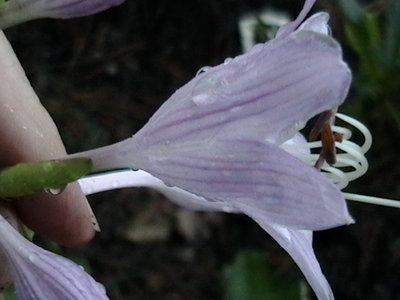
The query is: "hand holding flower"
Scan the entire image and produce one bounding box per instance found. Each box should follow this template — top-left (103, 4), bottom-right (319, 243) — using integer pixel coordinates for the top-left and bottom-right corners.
top-left (0, 31), bottom-right (95, 247)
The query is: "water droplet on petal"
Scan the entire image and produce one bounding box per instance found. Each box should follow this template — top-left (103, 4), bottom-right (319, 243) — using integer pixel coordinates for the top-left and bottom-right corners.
top-left (28, 253), bottom-right (38, 263)
top-left (44, 186), bottom-right (66, 195)
top-left (111, 181), bottom-right (119, 189)
top-left (294, 121), bottom-right (304, 130)
top-left (221, 78), bottom-right (229, 86)
top-left (192, 94), bottom-right (215, 106)
top-left (223, 57), bottom-right (233, 65)
top-left (230, 106), bottom-right (242, 113)
top-left (196, 66), bottom-right (212, 76)
top-left (249, 43), bottom-right (264, 53)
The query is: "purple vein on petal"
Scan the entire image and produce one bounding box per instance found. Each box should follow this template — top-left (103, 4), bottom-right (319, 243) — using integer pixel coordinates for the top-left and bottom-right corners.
top-left (141, 60), bottom-right (328, 139)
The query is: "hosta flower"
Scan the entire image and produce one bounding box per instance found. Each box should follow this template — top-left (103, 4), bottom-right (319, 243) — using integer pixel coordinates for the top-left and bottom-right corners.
top-left (70, 1), bottom-right (356, 299)
top-left (0, 206), bottom-right (109, 300)
top-left (0, 0), bottom-right (125, 29)
top-left (78, 111), bottom-right (371, 300)
top-left (75, 1), bottom-right (352, 229)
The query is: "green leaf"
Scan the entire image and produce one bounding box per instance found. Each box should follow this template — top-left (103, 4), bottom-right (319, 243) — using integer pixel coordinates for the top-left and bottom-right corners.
top-left (222, 250), bottom-right (301, 300)
top-left (0, 158), bottom-right (92, 198)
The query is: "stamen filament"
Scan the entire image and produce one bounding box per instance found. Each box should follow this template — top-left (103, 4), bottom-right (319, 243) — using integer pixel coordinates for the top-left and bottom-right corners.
top-left (331, 125), bottom-right (352, 140)
top-left (344, 192), bottom-right (400, 209)
top-left (79, 169), bottom-right (156, 196)
top-left (335, 113), bottom-right (372, 153)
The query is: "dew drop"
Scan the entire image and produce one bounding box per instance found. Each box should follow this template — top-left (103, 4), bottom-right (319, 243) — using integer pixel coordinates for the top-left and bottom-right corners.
top-left (111, 181), bottom-right (119, 189)
top-left (221, 78), bottom-right (229, 86)
top-left (294, 121), bottom-right (303, 130)
top-left (45, 185), bottom-right (66, 195)
top-left (230, 106), bottom-right (242, 113)
top-left (28, 253), bottom-right (38, 263)
top-left (192, 94), bottom-right (215, 106)
top-left (223, 57), bottom-right (233, 65)
top-left (196, 66), bottom-right (211, 76)
top-left (164, 181), bottom-right (175, 188)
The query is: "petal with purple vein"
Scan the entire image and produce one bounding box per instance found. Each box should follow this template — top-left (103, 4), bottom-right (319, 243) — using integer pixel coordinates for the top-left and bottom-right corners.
top-left (131, 30), bottom-right (350, 149)
top-left (237, 207), bottom-right (334, 300)
top-left (117, 137), bottom-right (354, 230)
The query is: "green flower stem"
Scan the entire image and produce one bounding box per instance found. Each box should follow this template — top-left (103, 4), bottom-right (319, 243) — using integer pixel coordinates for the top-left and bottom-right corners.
top-left (0, 158), bottom-right (92, 198)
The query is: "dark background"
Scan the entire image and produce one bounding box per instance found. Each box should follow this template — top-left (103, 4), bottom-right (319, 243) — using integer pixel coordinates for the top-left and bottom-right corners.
top-left (4, 0), bottom-right (400, 299)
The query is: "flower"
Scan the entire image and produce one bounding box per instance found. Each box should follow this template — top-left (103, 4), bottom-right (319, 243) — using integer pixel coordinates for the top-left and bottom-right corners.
top-left (0, 0), bottom-right (125, 29)
top-left (79, 110), bottom-right (372, 300)
top-left (0, 205), bottom-right (109, 300)
top-left (79, 108), bottom-right (371, 300)
top-left (76, 1), bottom-right (352, 229)
top-left (73, 0), bottom-right (354, 299)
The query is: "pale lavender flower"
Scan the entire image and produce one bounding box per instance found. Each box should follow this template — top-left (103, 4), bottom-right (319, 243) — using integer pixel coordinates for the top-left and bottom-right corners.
top-left (77, 132), bottom-right (348, 300)
top-left (75, 1), bottom-right (353, 229)
top-left (0, 0), bottom-right (125, 28)
top-left (72, 1), bottom-right (354, 299)
top-left (79, 111), bottom-right (372, 300)
top-left (0, 211), bottom-right (109, 300)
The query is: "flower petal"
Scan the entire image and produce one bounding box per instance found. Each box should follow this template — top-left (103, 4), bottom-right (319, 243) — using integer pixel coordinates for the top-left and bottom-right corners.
top-left (0, 0), bottom-right (125, 29)
top-left (238, 207), bottom-right (334, 300)
top-left (297, 12), bottom-right (330, 35)
top-left (275, 0), bottom-right (316, 38)
top-left (281, 133), bottom-right (310, 156)
top-left (127, 28), bottom-right (350, 150)
top-left (0, 205), bottom-right (18, 292)
top-left (0, 214), bottom-right (109, 300)
top-left (41, 0), bottom-right (126, 18)
top-left (79, 170), bottom-right (334, 300)
top-left (73, 6), bottom-right (352, 230)
top-left (119, 137), bottom-right (353, 230)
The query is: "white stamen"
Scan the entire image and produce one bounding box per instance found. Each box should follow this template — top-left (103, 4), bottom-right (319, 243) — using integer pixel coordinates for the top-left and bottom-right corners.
top-left (335, 113), bottom-right (372, 153)
top-left (281, 113), bottom-right (399, 208)
top-left (331, 125), bottom-right (352, 140)
top-left (282, 113), bottom-right (370, 189)
top-left (343, 193), bottom-right (400, 209)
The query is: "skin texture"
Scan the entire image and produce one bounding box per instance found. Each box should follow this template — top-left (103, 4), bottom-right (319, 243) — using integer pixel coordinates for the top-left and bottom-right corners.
top-left (0, 31), bottom-right (95, 247)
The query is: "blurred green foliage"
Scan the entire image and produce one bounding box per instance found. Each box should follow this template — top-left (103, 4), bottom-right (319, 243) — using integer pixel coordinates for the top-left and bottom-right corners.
top-left (222, 250), bottom-right (301, 300)
top-left (338, 0), bottom-right (400, 99)
top-left (336, 0), bottom-right (400, 194)
top-left (0, 290), bottom-right (17, 300)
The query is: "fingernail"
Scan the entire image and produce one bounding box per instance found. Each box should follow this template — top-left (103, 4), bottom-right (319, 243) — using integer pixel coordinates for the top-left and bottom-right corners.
top-left (84, 200), bottom-right (100, 232)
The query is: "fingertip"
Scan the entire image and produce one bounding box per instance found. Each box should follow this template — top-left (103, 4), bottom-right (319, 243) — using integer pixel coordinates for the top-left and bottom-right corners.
top-left (14, 183), bottom-right (97, 247)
